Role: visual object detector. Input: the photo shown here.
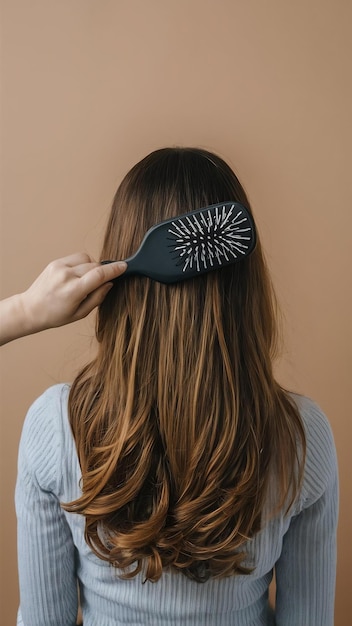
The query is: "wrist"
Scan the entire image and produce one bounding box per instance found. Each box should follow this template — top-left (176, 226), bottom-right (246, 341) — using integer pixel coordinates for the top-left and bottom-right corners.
top-left (0, 293), bottom-right (39, 345)
top-left (18, 290), bottom-right (49, 335)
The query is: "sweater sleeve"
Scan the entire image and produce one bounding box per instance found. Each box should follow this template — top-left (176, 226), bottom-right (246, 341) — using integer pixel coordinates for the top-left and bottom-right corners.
top-left (15, 386), bottom-right (78, 626)
top-left (274, 399), bottom-right (338, 626)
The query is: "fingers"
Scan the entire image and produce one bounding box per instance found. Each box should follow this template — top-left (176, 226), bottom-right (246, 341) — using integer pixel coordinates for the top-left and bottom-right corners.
top-left (55, 252), bottom-right (94, 267)
top-left (73, 283), bottom-right (114, 320)
top-left (79, 261), bottom-right (127, 295)
top-left (72, 261), bottom-right (127, 320)
top-left (72, 262), bottom-right (100, 278)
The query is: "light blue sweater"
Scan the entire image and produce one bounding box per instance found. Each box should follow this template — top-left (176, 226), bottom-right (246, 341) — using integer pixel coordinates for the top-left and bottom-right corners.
top-left (16, 384), bottom-right (338, 626)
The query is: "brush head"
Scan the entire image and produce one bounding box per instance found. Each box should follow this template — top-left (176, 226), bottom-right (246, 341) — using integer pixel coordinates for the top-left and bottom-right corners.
top-left (167, 202), bottom-right (255, 274)
top-left (103, 201), bottom-right (256, 284)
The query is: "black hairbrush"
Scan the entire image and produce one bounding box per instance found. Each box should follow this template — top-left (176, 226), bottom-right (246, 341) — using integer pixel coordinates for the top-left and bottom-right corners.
top-left (103, 201), bottom-right (256, 284)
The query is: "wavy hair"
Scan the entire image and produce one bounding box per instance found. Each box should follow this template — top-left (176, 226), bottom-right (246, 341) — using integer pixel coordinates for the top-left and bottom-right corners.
top-left (64, 147), bottom-right (306, 582)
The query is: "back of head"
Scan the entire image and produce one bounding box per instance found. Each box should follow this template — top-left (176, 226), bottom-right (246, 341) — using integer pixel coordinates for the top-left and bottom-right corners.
top-left (65, 147), bottom-right (305, 582)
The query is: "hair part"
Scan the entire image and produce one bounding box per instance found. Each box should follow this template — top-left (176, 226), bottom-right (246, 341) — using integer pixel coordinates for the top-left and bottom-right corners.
top-left (63, 147), bottom-right (306, 582)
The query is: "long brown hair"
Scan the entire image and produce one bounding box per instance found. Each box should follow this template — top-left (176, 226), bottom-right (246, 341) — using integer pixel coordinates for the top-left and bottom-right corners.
top-left (64, 147), bottom-right (306, 582)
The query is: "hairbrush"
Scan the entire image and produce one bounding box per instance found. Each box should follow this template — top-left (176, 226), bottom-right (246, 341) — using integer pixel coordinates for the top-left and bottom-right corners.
top-left (102, 201), bottom-right (256, 284)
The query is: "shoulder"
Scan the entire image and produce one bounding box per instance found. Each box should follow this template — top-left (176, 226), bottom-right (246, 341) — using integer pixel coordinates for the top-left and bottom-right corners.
top-left (18, 384), bottom-right (72, 493)
top-left (289, 393), bottom-right (338, 509)
top-left (21, 383), bottom-right (71, 443)
top-left (291, 394), bottom-right (335, 456)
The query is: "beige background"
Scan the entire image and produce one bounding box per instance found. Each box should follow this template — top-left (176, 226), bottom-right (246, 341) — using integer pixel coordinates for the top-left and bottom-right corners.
top-left (0, 1), bottom-right (351, 623)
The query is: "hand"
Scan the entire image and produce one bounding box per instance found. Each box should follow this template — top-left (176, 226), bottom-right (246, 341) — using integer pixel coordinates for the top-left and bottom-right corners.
top-left (0, 253), bottom-right (126, 345)
top-left (21, 253), bottom-right (126, 329)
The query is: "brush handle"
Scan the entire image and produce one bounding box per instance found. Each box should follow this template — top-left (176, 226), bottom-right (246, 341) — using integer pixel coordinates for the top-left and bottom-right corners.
top-left (123, 221), bottom-right (182, 281)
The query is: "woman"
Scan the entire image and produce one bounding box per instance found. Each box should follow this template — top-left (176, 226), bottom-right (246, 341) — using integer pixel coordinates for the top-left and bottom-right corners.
top-left (16, 147), bottom-right (338, 625)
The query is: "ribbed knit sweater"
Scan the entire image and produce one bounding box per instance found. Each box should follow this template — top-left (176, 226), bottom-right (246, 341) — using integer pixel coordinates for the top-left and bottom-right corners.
top-left (15, 384), bottom-right (338, 626)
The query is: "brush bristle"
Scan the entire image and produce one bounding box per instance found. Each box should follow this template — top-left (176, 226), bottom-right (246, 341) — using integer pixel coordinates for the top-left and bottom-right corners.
top-left (167, 204), bottom-right (253, 272)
